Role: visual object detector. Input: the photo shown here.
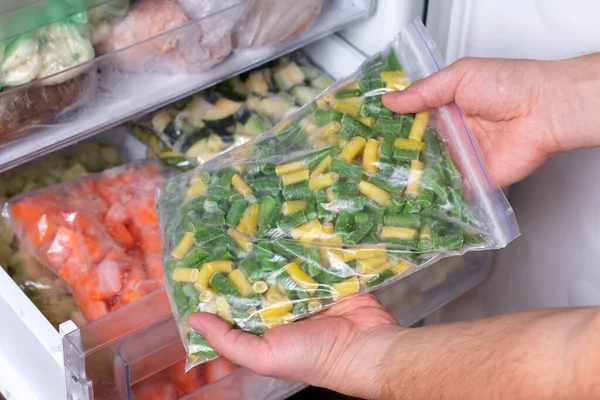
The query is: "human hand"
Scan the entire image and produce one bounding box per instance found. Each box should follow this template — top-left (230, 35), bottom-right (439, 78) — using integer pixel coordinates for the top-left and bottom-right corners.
top-left (188, 294), bottom-right (403, 399)
top-left (383, 55), bottom-right (600, 187)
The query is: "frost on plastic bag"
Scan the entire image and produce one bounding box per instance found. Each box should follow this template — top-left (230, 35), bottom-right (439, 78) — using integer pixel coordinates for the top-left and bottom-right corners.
top-left (156, 19), bottom-right (519, 370)
top-left (131, 53), bottom-right (333, 167)
top-left (7, 161), bottom-right (171, 322)
top-left (233, 0), bottom-right (323, 48)
top-left (96, 0), bottom-right (240, 73)
top-left (89, 0), bottom-right (130, 45)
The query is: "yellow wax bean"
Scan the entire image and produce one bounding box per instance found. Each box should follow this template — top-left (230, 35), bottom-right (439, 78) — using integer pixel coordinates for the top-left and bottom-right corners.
top-left (171, 232), bottom-right (194, 259)
top-left (204, 260), bottom-right (234, 273)
top-left (354, 245), bottom-right (387, 259)
top-left (356, 257), bottom-right (388, 274)
top-left (309, 172), bottom-right (339, 190)
top-left (325, 121), bottom-right (342, 136)
top-left (228, 269), bottom-right (253, 296)
top-left (357, 117), bottom-right (376, 128)
top-left (184, 180), bottom-right (206, 202)
top-left (310, 155), bottom-right (332, 179)
top-left (391, 261), bottom-right (411, 275)
top-left (195, 263), bottom-right (214, 290)
top-left (308, 299), bottom-right (323, 312)
top-left (245, 203), bottom-right (260, 236)
top-left (199, 289), bottom-right (216, 302)
top-left (232, 174), bottom-right (252, 197)
top-left (406, 160), bottom-right (425, 198)
top-left (339, 136), bottom-right (367, 162)
top-left (394, 138), bottom-right (426, 151)
top-left (332, 276), bottom-right (360, 301)
top-left (262, 313), bottom-right (292, 329)
top-left (252, 281), bottom-right (268, 294)
top-left (380, 71), bottom-right (406, 81)
top-left (275, 160), bottom-right (305, 176)
top-left (282, 169), bottom-right (310, 186)
top-left (291, 219), bottom-right (323, 244)
top-left (227, 228), bottom-right (253, 251)
top-left (386, 77), bottom-right (411, 91)
top-left (359, 180), bottom-right (391, 206)
top-left (237, 205), bottom-right (251, 235)
top-left (215, 296), bottom-right (234, 325)
top-left (420, 225), bottom-right (433, 241)
top-left (172, 267), bottom-right (199, 283)
top-left (363, 138), bottom-right (380, 173)
top-left (284, 262), bottom-right (319, 293)
top-left (260, 298), bottom-right (293, 320)
top-left (381, 226), bottom-right (419, 241)
top-left (282, 200), bottom-right (307, 215)
top-left (408, 111), bottom-right (430, 142)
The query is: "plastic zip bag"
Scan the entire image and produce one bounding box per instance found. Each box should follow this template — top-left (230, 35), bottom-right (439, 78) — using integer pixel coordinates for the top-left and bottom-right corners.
top-left (131, 53), bottom-right (332, 165)
top-left (157, 18), bottom-right (520, 370)
top-left (7, 161), bottom-right (171, 322)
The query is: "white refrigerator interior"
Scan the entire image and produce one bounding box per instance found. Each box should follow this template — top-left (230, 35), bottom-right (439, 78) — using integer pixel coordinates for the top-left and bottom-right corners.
top-left (426, 0), bottom-right (600, 323)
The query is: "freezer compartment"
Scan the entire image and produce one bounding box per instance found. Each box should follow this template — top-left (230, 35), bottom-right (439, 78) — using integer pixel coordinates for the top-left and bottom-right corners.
top-left (63, 250), bottom-right (492, 400)
top-left (0, 0), bottom-right (374, 174)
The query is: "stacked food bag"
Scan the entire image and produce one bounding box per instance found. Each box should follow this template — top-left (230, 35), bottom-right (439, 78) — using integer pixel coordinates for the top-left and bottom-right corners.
top-left (157, 24), bottom-right (518, 370)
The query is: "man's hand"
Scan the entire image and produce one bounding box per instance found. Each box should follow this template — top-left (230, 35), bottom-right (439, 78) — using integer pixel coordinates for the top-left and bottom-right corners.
top-left (383, 55), bottom-right (600, 187)
top-left (188, 294), bottom-right (402, 399)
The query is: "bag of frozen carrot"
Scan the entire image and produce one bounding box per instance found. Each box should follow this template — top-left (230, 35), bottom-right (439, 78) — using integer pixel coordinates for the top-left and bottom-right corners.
top-left (156, 18), bottom-right (520, 371)
top-left (6, 160), bottom-right (173, 323)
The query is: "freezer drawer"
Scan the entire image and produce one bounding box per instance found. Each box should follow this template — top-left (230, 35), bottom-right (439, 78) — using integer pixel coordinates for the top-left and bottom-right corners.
top-left (63, 251), bottom-right (492, 400)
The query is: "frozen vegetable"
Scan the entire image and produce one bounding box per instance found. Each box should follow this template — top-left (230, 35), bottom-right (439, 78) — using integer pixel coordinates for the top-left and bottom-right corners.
top-left (233, 0), bottom-right (323, 48)
top-left (158, 26), bottom-right (517, 370)
top-left (96, 0), bottom-right (232, 73)
top-left (131, 54), bottom-right (332, 165)
top-left (9, 161), bottom-right (170, 321)
top-left (0, 16), bottom-right (96, 142)
top-left (0, 142), bottom-right (121, 327)
top-left (88, 0), bottom-right (130, 45)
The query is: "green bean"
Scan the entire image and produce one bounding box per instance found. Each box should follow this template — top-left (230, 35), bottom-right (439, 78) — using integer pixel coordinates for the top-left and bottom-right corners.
top-left (380, 131), bottom-right (396, 162)
top-left (387, 49), bottom-right (403, 71)
top-left (383, 214), bottom-right (421, 229)
top-left (272, 238), bottom-right (305, 259)
top-left (206, 187), bottom-right (238, 202)
top-left (278, 211), bottom-right (307, 231)
top-left (375, 118), bottom-right (403, 136)
top-left (305, 246), bottom-right (322, 277)
top-left (314, 109), bottom-right (343, 125)
top-left (305, 196), bottom-right (317, 219)
top-left (226, 199), bottom-right (249, 226)
top-left (194, 226), bottom-right (224, 245)
top-left (182, 248), bottom-right (209, 268)
top-left (239, 256), bottom-right (263, 283)
top-left (258, 196), bottom-right (279, 227)
top-left (393, 148), bottom-right (420, 162)
top-left (304, 146), bottom-right (338, 169)
top-left (386, 197), bottom-right (406, 214)
top-left (334, 211), bottom-right (354, 239)
top-left (345, 220), bottom-right (374, 244)
top-left (364, 268), bottom-right (395, 288)
top-left (216, 168), bottom-right (238, 188)
top-left (340, 114), bottom-right (375, 139)
top-left (249, 178), bottom-right (280, 193)
top-left (314, 189), bottom-right (329, 219)
top-left (173, 282), bottom-right (188, 317)
top-left (283, 180), bottom-right (311, 200)
top-left (329, 158), bottom-right (364, 182)
top-left (210, 273), bottom-right (240, 297)
top-left (331, 195), bottom-right (365, 213)
top-left (332, 181), bottom-right (359, 195)
top-left (187, 331), bottom-right (218, 357)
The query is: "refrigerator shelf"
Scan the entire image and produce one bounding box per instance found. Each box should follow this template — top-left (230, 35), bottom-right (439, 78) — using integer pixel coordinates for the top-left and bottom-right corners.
top-left (0, 0), bottom-right (374, 174)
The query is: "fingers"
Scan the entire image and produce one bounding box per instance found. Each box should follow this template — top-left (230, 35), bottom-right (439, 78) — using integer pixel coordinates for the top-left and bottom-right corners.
top-left (187, 312), bottom-right (271, 371)
top-left (382, 58), bottom-right (471, 113)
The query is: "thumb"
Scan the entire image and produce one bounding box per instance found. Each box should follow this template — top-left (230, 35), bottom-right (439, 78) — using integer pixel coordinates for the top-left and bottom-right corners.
top-left (187, 312), bottom-right (272, 373)
top-left (382, 58), bottom-right (470, 114)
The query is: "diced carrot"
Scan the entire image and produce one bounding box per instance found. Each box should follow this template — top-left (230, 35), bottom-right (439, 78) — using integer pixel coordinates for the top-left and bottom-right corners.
top-left (133, 378), bottom-right (178, 400)
top-left (105, 203), bottom-right (129, 224)
top-left (81, 234), bottom-right (107, 263)
top-left (46, 226), bottom-right (78, 269)
top-left (205, 357), bottom-right (238, 384)
top-left (141, 229), bottom-right (162, 253)
top-left (96, 258), bottom-right (124, 299)
top-left (104, 221), bottom-right (134, 250)
top-left (74, 290), bottom-right (109, 322)
top-left (169, 361), bottom-right (203, 396)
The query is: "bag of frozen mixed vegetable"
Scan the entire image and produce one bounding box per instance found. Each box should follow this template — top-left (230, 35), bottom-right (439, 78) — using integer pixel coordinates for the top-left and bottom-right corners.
top-left (6, 160), bottom-right (173, 322)
top-left (131, 53), bottom-right (332, 166)
top-left (156, 19), bottom-right (520, 370)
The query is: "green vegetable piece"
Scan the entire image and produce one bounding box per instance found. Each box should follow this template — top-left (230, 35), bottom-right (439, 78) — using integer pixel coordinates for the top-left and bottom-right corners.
top-left (423, 128), bottom-right (442, 161)
top-left (393, 148), bottom-right (420, 162)
top-left (331, 195), bottom-right (366, 213)
top-left (283, 180), bottom-right (311, 200)
top-left (258, 195), bottom-right (279, 227)
top-left (206, 187), bottom-right (238, 202)
top-left (340, 114), bottom-right (375, 139)
top-left (334, 211), bottom-right (354, 239)
top-left (239, 256), bottom-right (263, 283)
top-left (257, 241), bottom-right (280, 271)
top-left (305, 246), bottom-right (322, 277)
top-left (386, 197), bottom-right (406, 214)
top-left (278, 211), bottom-right (307, 231)
top-left (404, 199), bottom-right (421, 214)
top-left (364, 268), bottom-right (395, 288)
top-left (187, 331), bottom-right (218, 357)
top-left (304, 146), bottom-right (338, 169)
top-left (335, 89), bottom-right (363, 99)
top-left (345, 221), bottom-right (374, 245)
top-left (387, 49), bottom-right (403, 71)
top-left (226, 199), bottom-right (249, 226)
top-left (216, 168), bottom-right (238, 187)
top-left (182, 248), bottom-right (209, 268)
top-left (433, 233), bottom-right (464, 250)
top-left (380, 131), bottom-right (396, 162)
top-left (332, 181), bottom-right (359, 195)
top-left (417, 187), bottom-right (435, 208)
top-left (293, 301), bottom-right (308, 318)
top-left (272, 239), bottom-right (305, 259)
top-left (305, 196), bottom-right (317, 220)
top-left (359, 77), bottom-right (384, 93)
top-left (210, 272), bottom-right (240, 297)
top-left (249, 178), bottom-right (280, 193)
top-left (329, 158), bottom-right (364, 182)
top-left (173, 282), bottom-right (188, 317)
top-left (368, 176), bottom-right (404, 195)
top-left (314, 109), bottom-right (343, 125)
top-left (375, 118), bottom-right (403, 136)
top-left (194, 226), bottom-right (224, 245)
top-left (383, 214), bottom-right (421, 229)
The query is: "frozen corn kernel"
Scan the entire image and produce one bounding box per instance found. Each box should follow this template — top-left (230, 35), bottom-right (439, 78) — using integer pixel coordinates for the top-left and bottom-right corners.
top-left (172, 232), bottom-right (194, 259)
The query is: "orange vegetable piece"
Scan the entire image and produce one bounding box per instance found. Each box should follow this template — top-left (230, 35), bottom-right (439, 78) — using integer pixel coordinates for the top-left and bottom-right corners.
top-left (169, 361), bottom-right (203, 396)
top-left (104, 221), bottom-right (134, 250)
top-left (205, 357), bottom-right (238, 384)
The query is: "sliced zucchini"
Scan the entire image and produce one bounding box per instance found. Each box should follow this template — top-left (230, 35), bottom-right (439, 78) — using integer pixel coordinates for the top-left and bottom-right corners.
top-left (202, 98), bottom-right (244, 121)
top-left (291, 86), bottom-right (321, 106)
top-left (262, 67), bottom-right (274, 91)
top-left (300, 65), bottom-right (321, 80)
top-left (186, 96), bottom-right (213, 121)
top-left (207, 133), bottom-right (229, 152)
top-left (283, 106), bottom-right (300, 118)
top-left (311, 75), bottom-right (333, 90)
top-left (247, 71), bottom-right (269, 96)
top-left (256, 93), bottom-right (295, 122)
top-left (231, 76), bottom-right (249, 96)
top-left (246, 96), bottom-right (261, 112)
top-left (274, 62), bottom-right (305, 91)
top-left (151, 108), bottom-right (176, 133)
top-left (243, 114), bottom-right (273, 137)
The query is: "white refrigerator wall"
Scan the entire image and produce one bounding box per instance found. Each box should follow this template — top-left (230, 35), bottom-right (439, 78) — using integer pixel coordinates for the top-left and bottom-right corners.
top-left (426, 0), bottom-right (600, 322)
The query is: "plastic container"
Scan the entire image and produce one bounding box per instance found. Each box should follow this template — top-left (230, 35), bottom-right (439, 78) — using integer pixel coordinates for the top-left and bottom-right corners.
top-left (0, 0), bottom-right (375, 174)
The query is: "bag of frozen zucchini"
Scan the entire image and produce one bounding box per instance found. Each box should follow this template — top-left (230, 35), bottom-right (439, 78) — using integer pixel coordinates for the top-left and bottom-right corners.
top-left (157, 18), bottom-right (520, 371)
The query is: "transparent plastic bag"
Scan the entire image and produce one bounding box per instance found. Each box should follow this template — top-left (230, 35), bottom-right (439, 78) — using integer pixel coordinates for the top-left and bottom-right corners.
top-left (131, 53), bottom-right (332, 166)
top-left (233, 0), bottom-right (323, 48)
top-left (96, 0), bottom-right (236, 73)
top-left (88, 0), bottom-right (130, 45)
top-left (0, 142), bottom-right (121, 328)
top-left (157, 18), bottom-right (520, 370)
top-left (7, 161), bottom-right (171, 322)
